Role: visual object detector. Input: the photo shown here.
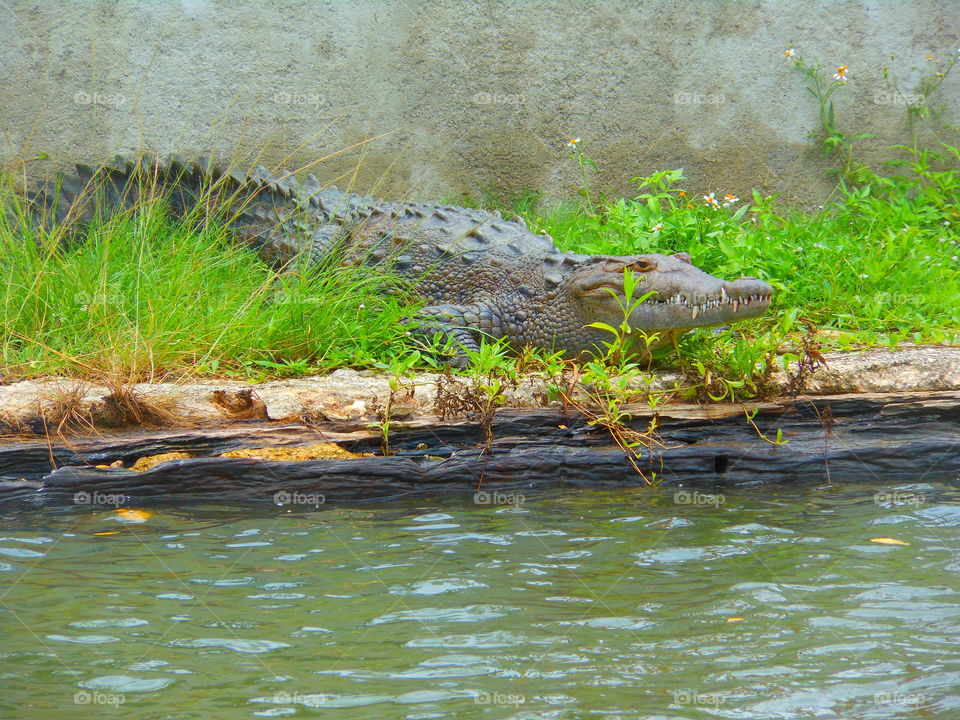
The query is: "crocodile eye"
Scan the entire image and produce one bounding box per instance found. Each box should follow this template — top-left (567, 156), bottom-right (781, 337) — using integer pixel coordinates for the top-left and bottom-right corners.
top-left (628, 259), bottom-right (655, 273)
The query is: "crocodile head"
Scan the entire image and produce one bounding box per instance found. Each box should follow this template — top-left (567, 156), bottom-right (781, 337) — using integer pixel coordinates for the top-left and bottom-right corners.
top-left (568, 252), bottom-right (773, 344)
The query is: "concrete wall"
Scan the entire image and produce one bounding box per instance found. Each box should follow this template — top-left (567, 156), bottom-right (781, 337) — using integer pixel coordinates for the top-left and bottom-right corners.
top-left (1, 0), bottom-right (957, 205)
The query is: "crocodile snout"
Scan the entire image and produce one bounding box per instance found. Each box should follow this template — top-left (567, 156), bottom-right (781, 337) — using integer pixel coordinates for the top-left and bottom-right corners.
top-left (720, 277), bottom-right (774, 315)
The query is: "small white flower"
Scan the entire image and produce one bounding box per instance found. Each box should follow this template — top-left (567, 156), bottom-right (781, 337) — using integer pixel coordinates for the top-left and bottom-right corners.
top-left (703, 192), bottom-right (720, 209)
top-left (567, 137), bottom-right (581, 147)
top-left (651, 222), bottom-right (663, 232)
top-left (833, 65), bottom-right (848, 83)
top-left (943, 220), bottom-right (951, 226)
top-left (784, 48), bottom-right (795, 58)
top-left (952, 256), bottom-right (959, 262)
top-left (859, 273), bottom-right (869, 279)
top-left (722, 193), bottom-right (739, 207)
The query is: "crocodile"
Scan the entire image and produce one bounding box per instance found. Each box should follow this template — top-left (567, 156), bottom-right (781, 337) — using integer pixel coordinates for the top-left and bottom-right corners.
top-left (25, 156), bottom-right (774, 361)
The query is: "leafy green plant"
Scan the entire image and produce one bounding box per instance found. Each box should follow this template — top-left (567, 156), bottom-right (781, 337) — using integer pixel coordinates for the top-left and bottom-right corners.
top-left (566, 137), bottom-right (600, 212)
top-left (676, 308), bottom-right (800, 403)
top-left (881, 50), bottom-right (960, 149)
top-left (585, 267), bottom-right (660, 366)
top-left (461, 339), bottom-right (518, 449)
top-left (785, 48), bottom-right (861, 164)
top-left (555, 268), bottom-right (668, 482)
top-left (369, 350), bottom-right (429, 455)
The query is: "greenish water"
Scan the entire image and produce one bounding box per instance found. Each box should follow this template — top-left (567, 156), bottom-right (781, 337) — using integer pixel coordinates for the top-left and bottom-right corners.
top-left (2, 479), bottom-right (959, 719)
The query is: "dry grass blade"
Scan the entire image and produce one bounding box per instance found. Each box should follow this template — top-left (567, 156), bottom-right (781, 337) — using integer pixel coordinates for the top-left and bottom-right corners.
top-left (93, 381), bottom-right (185, 428)
top-left (39, 381), bottom-right (96, 435)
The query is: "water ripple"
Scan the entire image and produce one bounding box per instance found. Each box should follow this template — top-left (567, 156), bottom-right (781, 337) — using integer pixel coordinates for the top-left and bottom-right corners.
top-left (389, 578), bottom-right (487, 595)
top-left (79, 674), bottom-right (173, 692)
top-left (167, 638), bottom-right (290, 653)
top-left (70, 618), bottom-right (148, 629)
top-left (4, 477), bottom-right (959, 720)
top-left (368, 605), bottom-right (509, 625)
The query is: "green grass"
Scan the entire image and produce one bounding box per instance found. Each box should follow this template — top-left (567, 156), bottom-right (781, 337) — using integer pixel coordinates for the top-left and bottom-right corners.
top-left (0, 178), bottom-right (416, 381)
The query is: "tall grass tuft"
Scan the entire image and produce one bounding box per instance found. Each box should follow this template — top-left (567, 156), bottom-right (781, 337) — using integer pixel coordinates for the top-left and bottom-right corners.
top-left (0, 166), bottom-right (416, 381)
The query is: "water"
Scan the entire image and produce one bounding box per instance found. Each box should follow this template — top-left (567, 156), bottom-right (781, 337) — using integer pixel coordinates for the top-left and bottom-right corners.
top-left (2, 478), bottom-right (959, 719)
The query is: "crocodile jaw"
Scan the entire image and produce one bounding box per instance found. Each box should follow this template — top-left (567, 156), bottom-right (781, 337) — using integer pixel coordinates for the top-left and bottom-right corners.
top-left (569, 252), bottom-right (774, 335)
top-left (627, 278), bottom-right (773, 331)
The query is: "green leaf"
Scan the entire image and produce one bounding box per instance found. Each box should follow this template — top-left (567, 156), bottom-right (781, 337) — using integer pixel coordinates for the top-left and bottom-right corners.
top-left (587, 321), bottom-right (619, 335)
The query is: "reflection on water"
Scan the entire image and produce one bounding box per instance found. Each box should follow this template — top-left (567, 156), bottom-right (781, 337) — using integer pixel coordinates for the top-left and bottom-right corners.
top-left (1, 478), bottom-right (959, 719)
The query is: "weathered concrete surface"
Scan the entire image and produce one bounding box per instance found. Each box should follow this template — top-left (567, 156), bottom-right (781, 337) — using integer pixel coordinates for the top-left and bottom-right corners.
top-left (770, 345), bottom-right (960, 394)
top-left (1, 347), bottom-right (958, 433)
top-left (1, 1), bottom-right (956, 205)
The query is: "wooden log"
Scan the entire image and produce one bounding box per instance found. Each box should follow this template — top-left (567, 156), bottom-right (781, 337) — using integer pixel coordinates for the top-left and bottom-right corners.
top-left (1, 391), bottom-right (957, 504)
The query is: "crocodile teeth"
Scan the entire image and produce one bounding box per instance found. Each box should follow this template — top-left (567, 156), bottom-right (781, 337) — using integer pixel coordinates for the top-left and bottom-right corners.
top-left (721, 287), bottom-right (728, 300)
top-left (691, 306), bottom-right (699, 320)
top-left (732, 300), bottom-right (740, 312)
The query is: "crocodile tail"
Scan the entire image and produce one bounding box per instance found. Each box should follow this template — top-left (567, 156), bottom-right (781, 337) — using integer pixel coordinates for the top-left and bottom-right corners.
top-left (21, 155), bottom-right (369, 265)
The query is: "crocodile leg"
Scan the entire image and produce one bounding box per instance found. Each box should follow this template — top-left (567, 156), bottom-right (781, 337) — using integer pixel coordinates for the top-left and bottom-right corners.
top-left (407, 303), bottom-right (500, 367)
